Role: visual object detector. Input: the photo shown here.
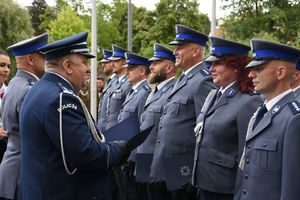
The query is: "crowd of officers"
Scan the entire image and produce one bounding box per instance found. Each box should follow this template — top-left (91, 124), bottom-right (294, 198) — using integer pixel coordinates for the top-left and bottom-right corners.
top-left (0, 24), bottom-right (299, 200)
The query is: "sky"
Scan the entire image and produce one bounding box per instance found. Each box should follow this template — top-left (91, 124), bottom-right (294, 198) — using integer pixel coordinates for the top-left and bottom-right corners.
top-left (14, 0), bottom-right (228, 20)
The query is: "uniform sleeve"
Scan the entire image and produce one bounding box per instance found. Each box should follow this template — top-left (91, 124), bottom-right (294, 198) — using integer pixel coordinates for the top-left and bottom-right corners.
top-left (281, 114), bottom-right (300, 200)
top-left (44, 93), bottom-right (123, 170)
top-left (194, 76), bottom-right (216, 117)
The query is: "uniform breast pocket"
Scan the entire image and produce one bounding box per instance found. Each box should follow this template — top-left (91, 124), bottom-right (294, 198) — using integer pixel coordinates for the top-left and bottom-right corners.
top-left (172, 96), bottom-right (188, 116)
top-left (253, 138), bottom-right (278, 171)
top-left (124, 106), bottom-right (136, 115)
top-left (148, 106), bottom-right (162, 122)
top-left (112, 92), bottom-right (123, 100)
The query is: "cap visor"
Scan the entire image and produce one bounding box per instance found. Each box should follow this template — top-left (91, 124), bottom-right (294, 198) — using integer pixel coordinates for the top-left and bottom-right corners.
top-left (246, 60), bottom-right (268, 68)
top-left (149, 57), bottom-right (163, 62)
top-left (108, 56), bottom-right (122, 61)
top-left (169, 40), bottom-right (187, 46)
top-left (99, 58), bottom-right (110, 63)
top-left (204, 55), bottom-right (221, 63)
top-left (81, 52), bottom-right (95, 59)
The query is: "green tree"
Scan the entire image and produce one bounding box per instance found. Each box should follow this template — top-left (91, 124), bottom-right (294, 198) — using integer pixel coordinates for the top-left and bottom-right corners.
top-left (0, 0), bottom-right (33, 79)
top-left (28, 0), bottom-right (48, 35)
top-left (221, 0), bottom-right (300, 45)
top-left (147, 0), bottom-right (210, 46)
top-left (49, 5), bottom-right (86, 41)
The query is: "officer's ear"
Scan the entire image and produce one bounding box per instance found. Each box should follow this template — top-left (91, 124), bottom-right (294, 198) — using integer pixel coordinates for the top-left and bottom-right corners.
top-left (25, 54), bottom-right (34, 66)
top-left (62, 59), bottom-right (73, 74)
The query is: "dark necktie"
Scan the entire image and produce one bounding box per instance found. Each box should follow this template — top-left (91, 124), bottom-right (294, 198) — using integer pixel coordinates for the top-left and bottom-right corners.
top-left (178, 73), bottom-right (185, 82)
top-left (153, 87), bottom-right (158, 94)
top-left (0, 91), bottom-right (4, 99)
top-left (252, 104), bottom-right (267, 130)
top-left (215, 91), bottom-right (222, 102)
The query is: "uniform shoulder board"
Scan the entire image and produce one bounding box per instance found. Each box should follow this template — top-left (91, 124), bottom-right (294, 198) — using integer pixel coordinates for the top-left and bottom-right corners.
top-left (27, 79), bottom-right (36, 86)
top-left (248, 91), bottom-right (260, 96)
top-left (200, 68), bottom-right (211, 77)
top-left (57, 83), bottom-right (74, 94)
top-left (143, 84), bottom-right (151, 91)
top-left (288, 100), bottom-right (300, 115)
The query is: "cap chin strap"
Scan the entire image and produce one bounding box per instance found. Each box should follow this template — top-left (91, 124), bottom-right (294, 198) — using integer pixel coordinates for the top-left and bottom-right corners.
top-left (59, 92), bottom-right (105, 175)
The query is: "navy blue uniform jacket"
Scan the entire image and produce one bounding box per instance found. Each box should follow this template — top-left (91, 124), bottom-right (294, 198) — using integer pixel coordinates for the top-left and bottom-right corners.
top-left (20, 72), bottom-right (124, 200)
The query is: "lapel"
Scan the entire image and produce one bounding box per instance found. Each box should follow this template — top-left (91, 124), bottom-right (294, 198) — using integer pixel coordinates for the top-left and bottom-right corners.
top-left (122, 80), bottom-right (147, 107)
top-left (145, 78), bottom-right (176, 107)
top-left (294, 87), bottom-right (300, 97)
top-left (206, 83), bottom-right (238, 116)
top-left (108, 75), bottom-right (127, 97)
top-left (247, 91), bottom-right (295, 141)
top-left (169, 63), bottom-right (203, 98)
top-left (103, 75), bottom-right (117, 93)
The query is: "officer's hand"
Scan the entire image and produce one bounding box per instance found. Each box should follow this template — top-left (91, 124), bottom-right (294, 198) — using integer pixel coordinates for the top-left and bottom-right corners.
top-left (0, 127), bottom-right (7, 139)
top-left (113, 140), bottom-right (130, 165)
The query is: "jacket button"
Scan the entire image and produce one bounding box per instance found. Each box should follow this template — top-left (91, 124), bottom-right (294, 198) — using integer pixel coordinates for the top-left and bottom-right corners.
top-left (243, 188), bottom-right (247, 195)
top-left (263, 142), bottom-right (267, 147)
top-left (218, 159), bottom-right (222, 163)
top-left (245, 158), bottom-right (250, 164)
top-left (157, 139), bottom-right (160, 144)
top-left (247, 145), bottom-right (251, 149)
top-left (244, 172), bottom-right (248, 179)
top-left (167, 99), bottom-right (170, 102)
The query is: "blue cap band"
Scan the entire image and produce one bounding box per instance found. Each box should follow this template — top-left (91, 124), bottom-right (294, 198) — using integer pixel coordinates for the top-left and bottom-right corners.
top-left (154, 50), bottom-right (175, 61)
top-left (176, 33), bottom-right (207, 46)
top-left (254, 49), bottom-right (298, 63)
top-left (12, 42), bottom-right (47, 56)
top-left (126, 58), bottom-right (150, 67)
top-left (211, 46), bottom-right (249, 56)
top-left (104, 54), bottom-right (112, 59)
top-left (112, 51), bottom-right (125, 58)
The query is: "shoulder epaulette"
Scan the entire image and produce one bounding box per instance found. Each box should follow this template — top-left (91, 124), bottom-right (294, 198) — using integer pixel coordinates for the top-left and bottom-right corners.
top-left (27, 79), bottom-right (36, 86)
top-left (143, 84), bottom-right (151, 91)
top-left (288, 100), bottom-right (300, 115)
top-left (57, 83), bottom-right (74, 94)
top-left (249, 91), bottom-right (261, 96)
top-left (200, 68), bottom-right (211, 77)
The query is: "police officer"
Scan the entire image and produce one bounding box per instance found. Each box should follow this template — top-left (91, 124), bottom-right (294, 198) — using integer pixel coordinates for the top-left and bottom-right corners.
top-left (117, 52), bottom-right (152, 200)
top-left (150, 25), bottom-right (216, 200)
top-left (118, 52), bottom-right (151, 122)
top-left (19, 32), bottom-right (130, 200)
top-left (234, 39), bottom-right (300, 200)
top-left (0, 33), bottom-right (48, 200)
top-left (105, 45), bottom-right (132, 130)
top-left (136, 43), bottom-right (177, 200)
top-left (97, 49), bottom-right (117, 132)
top-left (192, 37), bottom-right (262, 200)
top-left (0, 49), bottom-right (10, 163)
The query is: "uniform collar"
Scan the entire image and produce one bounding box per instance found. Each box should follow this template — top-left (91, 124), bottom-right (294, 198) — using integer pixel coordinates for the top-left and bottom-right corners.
top-left (219, 81), bottom-right (237, 94)
top-left (265, 89), bottom-right (293, 111)
top-left (44, 72), bottom-right (75, 92)
top-left (157, 76), bottom-right (176, 91)
top-left (132, 79), bottom-right (147, 91)
top-left (183, 61), bottom-right (202, 75)
top-left (18, 69), bottom-right (40, 81)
